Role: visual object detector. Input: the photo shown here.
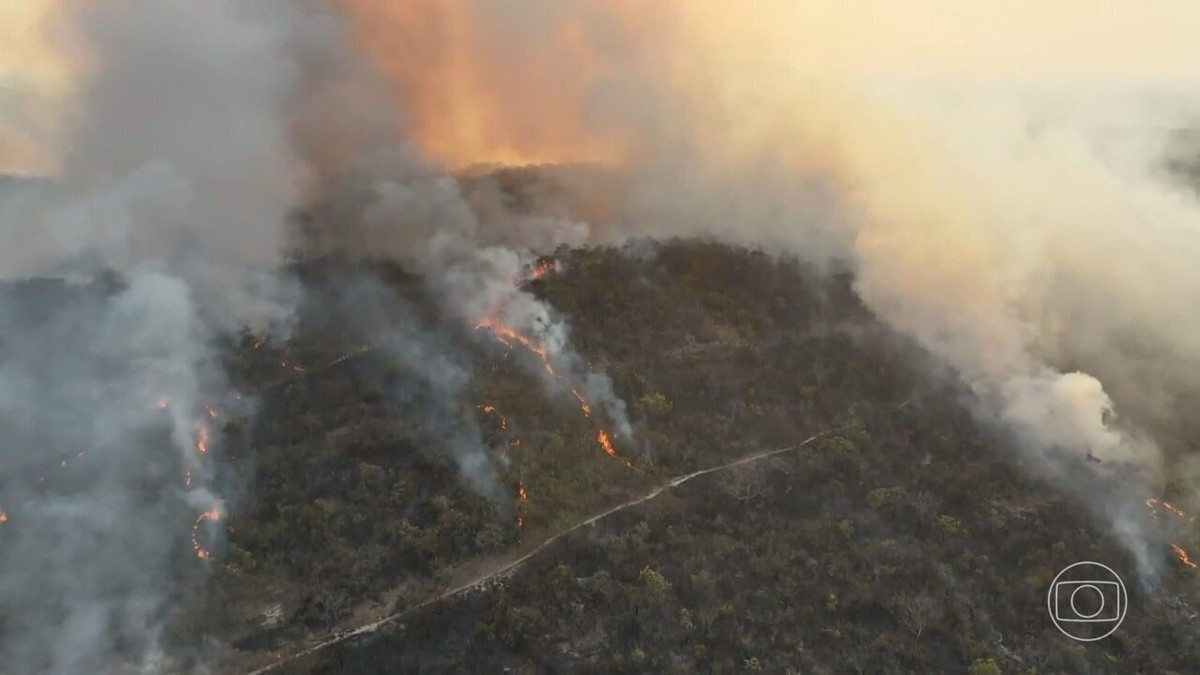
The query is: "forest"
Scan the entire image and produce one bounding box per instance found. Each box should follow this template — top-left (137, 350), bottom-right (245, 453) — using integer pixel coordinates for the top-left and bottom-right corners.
top-left (149, 240), bottom-right (1200, 674)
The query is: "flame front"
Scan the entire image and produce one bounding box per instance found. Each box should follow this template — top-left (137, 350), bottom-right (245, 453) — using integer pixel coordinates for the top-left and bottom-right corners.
top-left (196, 424), bottom-right (210, 455)
top-left (1171, 543), bottom-right (1198, 569)
top-left (1145, 497), bottom-right (1199, 571)
top-left (192, 504), bottom-right (223, 560)
top-left (476, 315), bottom-right (630, 467)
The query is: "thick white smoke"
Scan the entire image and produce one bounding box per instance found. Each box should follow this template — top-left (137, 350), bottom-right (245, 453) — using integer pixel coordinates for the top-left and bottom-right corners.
top-left (0, 1), bottom-right (321, 670)
top-left (1, 1), bottom-right (638, 668)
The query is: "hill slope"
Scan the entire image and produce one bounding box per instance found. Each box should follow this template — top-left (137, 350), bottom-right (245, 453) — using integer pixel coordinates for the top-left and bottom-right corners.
top-left (182, 241), bottom-right (1198, 674)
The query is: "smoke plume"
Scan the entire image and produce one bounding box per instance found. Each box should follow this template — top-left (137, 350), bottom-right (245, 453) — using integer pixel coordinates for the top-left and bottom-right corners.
top-left (1, 1), bottom-right (638, 668)
top-left (326, 0), bottom-right (1200, 582)
top-left (4, 2), bottom-right (1200, 669)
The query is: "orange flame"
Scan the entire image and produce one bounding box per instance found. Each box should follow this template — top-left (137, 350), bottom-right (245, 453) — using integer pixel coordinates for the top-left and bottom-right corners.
top-left (597, 429), bottom-right (617, 458)
top-left (477, 316), bottom-right (631, 467)
top-left (1171, 543), bottom-right (1198, 569)
top-left (1146, 498), bottom-right (1196, 523)
top-left (336, 0), bottom-right (640, 169)
top-left (518, 484), bottom-right (528, 502)
top-left (0, 510), bottom-right (7, 527)
top-left (196, 425), bottom-right (210, 455)
top-left (192, 505), bottom-right (223, 560)
top-left (252, 334), bottom-right (268, 350)
top-left (519, 260), bottom-right (560, 285)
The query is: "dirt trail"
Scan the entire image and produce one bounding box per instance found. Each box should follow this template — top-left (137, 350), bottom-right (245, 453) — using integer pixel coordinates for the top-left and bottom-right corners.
top-left (243, 428), bottom-right (837, 674)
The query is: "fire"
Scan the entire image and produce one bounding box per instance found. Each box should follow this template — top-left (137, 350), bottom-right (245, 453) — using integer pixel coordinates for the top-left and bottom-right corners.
top-left (478, 404), bottom-right (508, 430)
top-left (477, 316), bottom-right (630, 466)
top-left (280, 359), bottom-right (308, 374)
top-left (1146, 498), bottom-right (1197, 523)
top-left (519, 260), bottom-right (560, 285)
top-left (196, 424), bottom-right (210, 455)
top-left (252, 334), bottom-right (268, 350)
top-left (205, 405), bottom-right (218, 420)
top-left (156, 396), bottom-right (169, 410)
top-left (1171, 544), bottom-right (1198, 569)
top-left (192, 504), bottom-right (223, 561)
top-left (518, 484), bottom-right (527, 502)
top-left (337, 0), bottom-right (637, 169)
top-left (0, 510), bottom-right (7, 527)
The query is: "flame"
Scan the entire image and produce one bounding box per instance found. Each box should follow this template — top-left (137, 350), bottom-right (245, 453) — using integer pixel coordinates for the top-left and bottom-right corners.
top-left (0, 510), bottom-right (7, 527)
top-left (205, 405), bottom-right (218, 420)
top-left (1171, 543), bottom-right (1198, 569)
top-left (196, 424), bottom-right (210, 455)
top-left (476, 316), bottom-right (630, 466)
top-left (518, 483), bottom-right (527, 502)
top-left (519, 260), bottom-right (560, 285)
top-left (280, 359), bottom-right (308, 374)
top-left (336, 0), bottom-right (640, 169)
top-left (1146, 498), bottom-right (1196, 523)
top-left (156, 396), bottom-right (169, 410)
top-left (252, 334), bottom-right (268, 350)
top-left (192, 504), bottom-right (223, 561)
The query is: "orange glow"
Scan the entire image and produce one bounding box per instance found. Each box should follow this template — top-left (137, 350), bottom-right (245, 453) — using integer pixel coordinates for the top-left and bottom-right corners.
top-left (0, 510), bottom-right (7, 527)
top-left (335, 0), bottom-right (650, 169)
top-left (476, 315), bottom-right (630, 466)
top-left (192, 504), bottom-right (223, 561)
top-left (252, 335), bottom-right (268, 350)
top-left (196, 425), bottom-right (210, 455)
top-left (519, 260), bottom-right (560, 285)
top-left (1171, 544), bottom-right (1198, 569)
top-left (1146, 498), bottom-right (1196, 523)
top-left (597, 429), bottom-right (616, 458)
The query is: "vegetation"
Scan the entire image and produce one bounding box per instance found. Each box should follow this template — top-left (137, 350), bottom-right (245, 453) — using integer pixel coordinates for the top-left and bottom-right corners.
top-left (165, 241), bottom-right (1199, 673)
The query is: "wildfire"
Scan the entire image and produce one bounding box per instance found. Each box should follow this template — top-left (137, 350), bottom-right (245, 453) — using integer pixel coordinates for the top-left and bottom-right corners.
top-left (476, 316), bottom-right (631, 467)
top-left (196, 424), bottom-right (210, 455)
top-left (1144, 498), bottom-right (1199, 572)
top-left (1146, 498), bottom-right (1192, 522)
top-left (1172, 544), bottom-right (1198, 569)
top-left (280, 359), bottom-right (308, 374)
top-left (478, 404), bottom-right (508, 430)
top-left (252, 334), bottom-right (268, 350)
top-left (192, 504), bottom-right (223, 560)
top-left (519, 260), bottom-right (560, 285)
top-left (0, 510), bottom-right (7, 527)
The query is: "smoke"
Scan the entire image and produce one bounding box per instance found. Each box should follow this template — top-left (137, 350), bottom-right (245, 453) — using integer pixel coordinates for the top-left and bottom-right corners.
top-left (0, 1), bottom-right (336, 670)
top-left (4, 5), bottom-right (1198, 669)
top-left (325, 0), bottom-right (1200, 582)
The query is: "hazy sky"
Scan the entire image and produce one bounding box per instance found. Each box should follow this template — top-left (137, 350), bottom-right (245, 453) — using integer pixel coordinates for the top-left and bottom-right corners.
top-left (3, 1), bottom-right (1200, 173)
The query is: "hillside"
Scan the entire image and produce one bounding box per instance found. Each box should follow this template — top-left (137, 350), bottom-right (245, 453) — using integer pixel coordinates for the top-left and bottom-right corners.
top-left (166, 241), bottom-right (1200, 674)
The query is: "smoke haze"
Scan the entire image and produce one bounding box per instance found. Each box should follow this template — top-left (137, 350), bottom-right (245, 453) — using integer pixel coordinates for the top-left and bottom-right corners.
top-left (3, 0), bottom-right (1200, 668)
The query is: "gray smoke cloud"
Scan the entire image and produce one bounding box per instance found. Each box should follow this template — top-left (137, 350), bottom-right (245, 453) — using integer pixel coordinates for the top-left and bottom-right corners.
top-left (2, 1), bottom-right (639, 669)
top-left (0, 1), bottom-right (325, 671)
top-left (319, 1), bottom-right (1200, 584)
